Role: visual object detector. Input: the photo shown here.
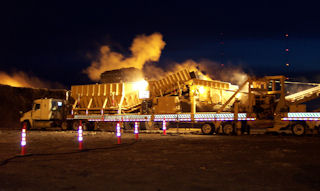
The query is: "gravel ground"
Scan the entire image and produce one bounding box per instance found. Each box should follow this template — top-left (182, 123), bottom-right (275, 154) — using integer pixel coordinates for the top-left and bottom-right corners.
top-left (0, 130), bottom-right (320, 191)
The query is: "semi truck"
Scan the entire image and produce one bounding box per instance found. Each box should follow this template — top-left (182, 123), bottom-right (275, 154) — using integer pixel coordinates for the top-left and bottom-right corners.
top-left (20, 69), bottom-right (320, 135)
top-left (20, 98), bottom-right (69, 130)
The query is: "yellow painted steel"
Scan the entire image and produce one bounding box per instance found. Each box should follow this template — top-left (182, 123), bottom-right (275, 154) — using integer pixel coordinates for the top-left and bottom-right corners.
top-left (71, 83), bottom-right (140, 113)
top-left (71, 69), bottom-right (241, 114)
top-left (149, 69), bottom-right (192, 97)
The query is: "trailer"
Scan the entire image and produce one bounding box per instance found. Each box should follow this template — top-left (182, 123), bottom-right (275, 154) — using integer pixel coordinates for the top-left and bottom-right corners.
top-left (20, 69), bottom-right (320, 135)
top-left (65, 69), bottom-right (254, 134)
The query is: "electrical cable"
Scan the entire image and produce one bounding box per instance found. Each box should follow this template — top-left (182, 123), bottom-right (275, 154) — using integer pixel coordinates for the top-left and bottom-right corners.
top-left (0, 140), bottom-right (138, 167)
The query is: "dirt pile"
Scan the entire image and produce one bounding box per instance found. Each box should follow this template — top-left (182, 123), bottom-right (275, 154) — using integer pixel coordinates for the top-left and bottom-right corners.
top-left (0, 85), bottom-right (66, 129)
top-left (100, 67), bottom-right (143, 83)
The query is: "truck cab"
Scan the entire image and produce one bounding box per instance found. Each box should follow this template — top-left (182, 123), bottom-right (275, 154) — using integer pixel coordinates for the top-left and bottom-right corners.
top-left (20, 98), bottom-right (66, 129)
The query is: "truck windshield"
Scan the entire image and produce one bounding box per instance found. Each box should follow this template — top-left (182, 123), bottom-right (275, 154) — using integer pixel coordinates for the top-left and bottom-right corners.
top-left (52, 101), bottom-right (63, 111)
top-left (34, 104), bottom-right (40, 110)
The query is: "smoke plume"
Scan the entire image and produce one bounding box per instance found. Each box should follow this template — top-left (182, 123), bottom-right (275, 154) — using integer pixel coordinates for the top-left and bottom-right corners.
top-left (0, 71), bottom-right (63, 89)
top-left (143, 60), bottom-right (200, 80)
top-left (85, 33), bottom-right (166, 81)
top-left (86, 32), bottom-right (248, 85)
top-left (143, 59), bottom-right (248, 85)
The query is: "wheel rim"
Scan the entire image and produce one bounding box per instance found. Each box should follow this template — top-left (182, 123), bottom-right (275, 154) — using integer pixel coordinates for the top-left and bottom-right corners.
top-left (72, 121), bottom-right (80, 130)
top-left (293, 124), bottom-right (304, 136)
top-left (61, 122), bottom-right (68, 130)
top-left (223, 124), bottom-right (233, 135)
top-left (202, 124), bottom-right (212, 134)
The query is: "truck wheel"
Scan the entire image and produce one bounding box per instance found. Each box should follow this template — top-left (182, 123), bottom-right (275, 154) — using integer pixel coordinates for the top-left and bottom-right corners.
top-left (201, 123), bottom-right (214, 135)
top-left (152, 122), bottom-right (162, 130)
top-left (61, 121), bottom-right (69, 130)
top-left (145, 121), bottom-right (154, 130)
top-left (222, 123), bottom-right (234, 135)
top-left (72, 121), bottom-right (89, 131)
top-left (86, 122), bottom-right (94, 131)
top-left (292, 123), bottom-right (305, 136)
top-left (123, 122), bottom-right (134, 130)
top-left (72, 121), bottom-right (80, 131)
top-left (21, 121), bottom-right (31, 130)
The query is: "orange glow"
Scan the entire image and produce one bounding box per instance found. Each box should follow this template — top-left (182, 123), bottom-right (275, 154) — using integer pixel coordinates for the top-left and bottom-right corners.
top-left (0, 71), bottom-right (53, 88)
top-left (85, 33), bottom-right (166, 81)
top-left (0, 72), bottom-right (31, 87)
top-left (236, 93), bottom-right (241, 100)
top-left (133, 80), bottom-right (148, 91)
top-left (197, 85), bottom-right (209, 99)
top-left (202, 75), bottom-right (213, 81)
top-left (198, 86), bottom-right (205, 94)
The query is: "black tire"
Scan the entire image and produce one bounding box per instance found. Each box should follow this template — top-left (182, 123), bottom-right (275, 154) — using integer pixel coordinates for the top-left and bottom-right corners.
top-left (201, 123), bottom-right (214, 135)
top-left (292, 123), bottom-right (305, 136)
top-left (152, 122), bottom-right (162, 130)
top-left (72, 121), bottom-right (88, 131)
top-left (241, 121), bottom-right (250, 134)
top-left (61, 121), bottom-right (69, 130)
top-left (72, 121), bottom-right (80, 131)
top-left (93, 121), bottom-right (105, 131)
top-left (145, 121), bottom-right (154, 130)
top-left (86, 122), bottom-right (94, 131)
top-left (123, 122), bottom-right (134, 130)
top-left (246, 125), bottom-right (251, 135)
top-left (81, 122), bottom-right (89, 131)
top-left (222, 123), bottom-right (234, 135)
top-left (21, 121), bottom-right (31, 130)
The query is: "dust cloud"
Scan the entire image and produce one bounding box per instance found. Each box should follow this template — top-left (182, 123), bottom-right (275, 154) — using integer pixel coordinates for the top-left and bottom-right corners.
top-left (85, 32), bottom-right (248, 85)
top-left (85, 33), bottom-right (166, 81)
top-left (0, 71), bottom-right (63, 89)
top-left (143, 59), bottom-right (248, 85)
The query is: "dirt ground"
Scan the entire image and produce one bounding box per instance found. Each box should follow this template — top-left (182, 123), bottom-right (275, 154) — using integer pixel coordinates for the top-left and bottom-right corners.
top-left (0, 130), bottom-right (320, 191)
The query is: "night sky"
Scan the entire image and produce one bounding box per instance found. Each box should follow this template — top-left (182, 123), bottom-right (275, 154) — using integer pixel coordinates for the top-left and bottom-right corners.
top-left (2, 0), bottom-right (320, 88)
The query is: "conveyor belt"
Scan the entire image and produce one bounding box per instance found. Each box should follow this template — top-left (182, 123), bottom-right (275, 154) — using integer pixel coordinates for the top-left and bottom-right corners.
top-left (285, 85), bottom-right (320, 104)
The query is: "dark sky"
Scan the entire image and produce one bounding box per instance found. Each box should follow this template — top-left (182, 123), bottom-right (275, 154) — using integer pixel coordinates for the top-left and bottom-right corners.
top-left (2, 0), bottom-right (320, 87)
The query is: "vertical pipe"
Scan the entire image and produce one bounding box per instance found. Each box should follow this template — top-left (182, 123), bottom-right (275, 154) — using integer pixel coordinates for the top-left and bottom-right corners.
top-left (190, 85), bottom-right (196, 121)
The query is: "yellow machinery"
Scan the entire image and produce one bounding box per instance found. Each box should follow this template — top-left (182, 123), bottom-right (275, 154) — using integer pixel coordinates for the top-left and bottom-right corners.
top-left (219, 75), bottom-right (320, 135)
top-left (148, 69), bottom-right (238, 114)
top-left (71, 69), bottom-right (240, 116)
top-left (71, 81), bottom-right (147, 115)
top-left (65, 69), bottom-right (320, 135)
top-left (285, 85), bottom-right (320, 105)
